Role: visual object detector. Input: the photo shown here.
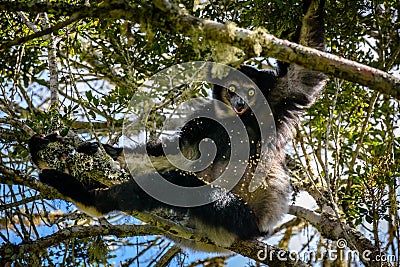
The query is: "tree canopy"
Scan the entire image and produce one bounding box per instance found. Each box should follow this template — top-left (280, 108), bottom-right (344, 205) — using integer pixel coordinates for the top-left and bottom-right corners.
top-left (0, 0), bottom-right (399, 266)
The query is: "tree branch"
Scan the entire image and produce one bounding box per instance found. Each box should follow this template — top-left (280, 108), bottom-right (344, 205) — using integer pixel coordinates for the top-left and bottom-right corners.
top-left (0, 165), bottom-right (61, 200)
top-left (39, 12), bottom-right (60, 106)
top-left (0, 224), bottom-right (163, 264)
top-left (289, 205), bottom-right (392, 267)
top-left (1, 0), bottom-right (400, 99)
top-left (0, 9), bottom-right (86, 50)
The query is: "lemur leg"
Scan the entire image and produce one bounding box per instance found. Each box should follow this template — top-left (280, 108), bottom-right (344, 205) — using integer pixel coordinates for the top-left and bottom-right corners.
top-left (92, 171), bottom-right (261, 241)
top-left (38, 167), bottom-right (260, 244)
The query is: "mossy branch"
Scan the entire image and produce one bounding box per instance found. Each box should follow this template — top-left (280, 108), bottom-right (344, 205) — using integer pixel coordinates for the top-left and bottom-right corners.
top-left (1, 0), bottom-right (400, 99)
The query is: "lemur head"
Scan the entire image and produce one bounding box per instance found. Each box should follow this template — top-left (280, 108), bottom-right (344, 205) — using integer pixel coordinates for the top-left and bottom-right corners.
top-left (211, 66), bottom-right (277, 118)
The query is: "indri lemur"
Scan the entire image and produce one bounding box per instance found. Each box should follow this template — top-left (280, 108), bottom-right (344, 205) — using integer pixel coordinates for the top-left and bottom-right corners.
top-left (29, 0), bottom-right (326, 251)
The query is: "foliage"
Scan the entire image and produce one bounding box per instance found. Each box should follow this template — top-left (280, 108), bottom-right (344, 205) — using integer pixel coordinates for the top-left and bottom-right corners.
top-left (0, 0), bottom-right (399, 266)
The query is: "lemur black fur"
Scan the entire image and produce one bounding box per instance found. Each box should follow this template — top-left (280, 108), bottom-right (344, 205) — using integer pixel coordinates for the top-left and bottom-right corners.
top-left (29, 0), bottom-right (326, 252)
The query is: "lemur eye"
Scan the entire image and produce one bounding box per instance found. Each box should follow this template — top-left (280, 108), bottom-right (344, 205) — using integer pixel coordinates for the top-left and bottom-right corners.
top-left (228, 85), bottom-right (236, 93)
top-left (248, 89), bottom-right (255, 96)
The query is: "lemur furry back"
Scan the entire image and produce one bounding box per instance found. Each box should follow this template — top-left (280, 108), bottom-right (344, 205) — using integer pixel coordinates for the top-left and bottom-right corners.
top-left (29, 0), bottom-right (326, 252)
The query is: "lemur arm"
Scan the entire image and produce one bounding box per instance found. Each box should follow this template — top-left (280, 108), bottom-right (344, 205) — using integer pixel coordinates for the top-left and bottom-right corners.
top-left (270, 0), bottom-right (327, 144)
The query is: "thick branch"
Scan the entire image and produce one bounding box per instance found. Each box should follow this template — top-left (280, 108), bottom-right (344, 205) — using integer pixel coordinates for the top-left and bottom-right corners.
top-left (1, 0), bottom-right (400, 99)
top-left (289, 206), bottom-right (392, 267)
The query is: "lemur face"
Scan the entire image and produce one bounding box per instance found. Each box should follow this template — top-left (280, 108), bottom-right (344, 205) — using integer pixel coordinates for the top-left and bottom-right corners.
top-left (221, 82), bottom-right (257, 115)
top-left (211, 65), bottom-right (277, 118)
